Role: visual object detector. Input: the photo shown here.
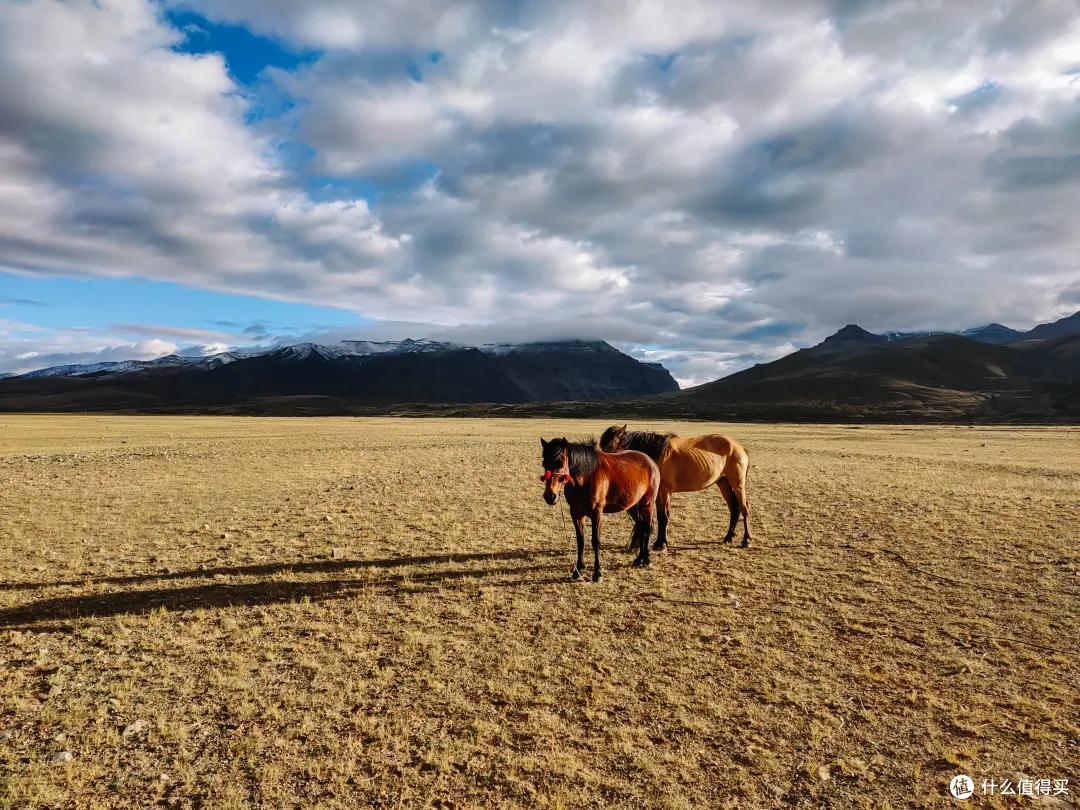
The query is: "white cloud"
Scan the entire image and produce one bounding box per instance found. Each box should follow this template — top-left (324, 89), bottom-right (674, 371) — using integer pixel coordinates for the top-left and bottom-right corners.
top-left (191, 342), bottom-right (231, 356)
top-left (0, 0), bottom-right (1078, 382)
top-left (1, 333), bottom-right (180, 376)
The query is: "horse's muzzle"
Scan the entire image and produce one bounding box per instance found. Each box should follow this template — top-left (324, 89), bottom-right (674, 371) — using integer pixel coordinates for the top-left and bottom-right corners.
top-left (543, 490), bottom-right (557, 505)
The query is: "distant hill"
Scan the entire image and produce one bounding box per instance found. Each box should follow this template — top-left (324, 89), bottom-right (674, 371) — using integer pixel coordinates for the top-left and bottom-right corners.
top-left (879, 313), bottom-right (1079, 347)
top-left (961, 323), bottom-right (1026, 344)
top-left (1022, 311), bottom-right (1080, 342)
top-left (18, 352), bottom-right (253, 379)
top-left (0, 339), bottom-right (678, 413)
top-left (673, 311), bottom-right (1080, 422)
top-left (2, 312), bottom-right (1077, 422)
top-left (814, 323), bottom-right (888, 352)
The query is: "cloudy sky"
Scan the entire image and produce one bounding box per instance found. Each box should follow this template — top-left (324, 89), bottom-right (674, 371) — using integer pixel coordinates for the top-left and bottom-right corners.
top-left (1, 0), bottom-right (1078, 384)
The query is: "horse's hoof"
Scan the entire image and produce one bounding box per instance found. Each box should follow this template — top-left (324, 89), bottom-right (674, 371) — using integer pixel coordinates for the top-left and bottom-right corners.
top-left (569, 568), bottom-right (584, 582)
top-left (741, 538), bottom-right (751, 548)
top-left (651, 541), bottom-right (667, 551)
top-left (721, 534), bottom-right (734, 544)
top-left (591, 572), bottom-right (603, 583)
top-left (632, 557), bottom-right (651, 568)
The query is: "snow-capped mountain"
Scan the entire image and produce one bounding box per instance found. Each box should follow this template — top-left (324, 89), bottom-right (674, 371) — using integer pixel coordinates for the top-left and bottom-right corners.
top-left (21, 359), bottom-right (147, 378)
top-left (17, 351), bottom-right (249, 379)
top-left (10, 339), bottom-right (625, 379)
top-left (478, 340), bottom-right (619, 356)
top-left (339, 338), bottom-right (453, 355)
top-left (0, 339), bottom-right (679, 410)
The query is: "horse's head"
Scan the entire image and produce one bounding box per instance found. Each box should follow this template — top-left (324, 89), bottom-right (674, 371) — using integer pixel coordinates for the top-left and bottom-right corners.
top-left (599, 424), bottom-right (628, 452)
top-left (539, 437), bottom-right (571, 504)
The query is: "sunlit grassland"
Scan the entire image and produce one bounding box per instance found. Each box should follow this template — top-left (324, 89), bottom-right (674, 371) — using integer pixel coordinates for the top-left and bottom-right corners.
top-left (0, 416), bottom-right (1076, 808)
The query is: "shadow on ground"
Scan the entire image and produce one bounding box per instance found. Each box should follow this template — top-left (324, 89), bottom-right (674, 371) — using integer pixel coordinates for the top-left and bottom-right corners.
top-left (1, 547), bottom-right (568, 593)
top-left (0, 548), bottom-right (574, 629)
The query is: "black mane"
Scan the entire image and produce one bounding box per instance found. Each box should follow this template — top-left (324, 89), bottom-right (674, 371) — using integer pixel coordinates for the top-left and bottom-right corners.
top-left (565, 439), bottom-right (599, 477)
top-left (620, 430), bottom-right (672, 460)
top-left (545, 437), bottom-right (600, 478)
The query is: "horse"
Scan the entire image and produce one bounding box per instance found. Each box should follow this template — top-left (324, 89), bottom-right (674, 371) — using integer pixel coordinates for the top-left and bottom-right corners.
top-left (540, 437), bottom-right (660, 582)
top-left (599, 425), bottom-right (751, 549)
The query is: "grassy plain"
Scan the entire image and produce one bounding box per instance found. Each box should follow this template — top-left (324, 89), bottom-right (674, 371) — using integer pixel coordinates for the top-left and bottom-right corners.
top-left (0, 415), bottom-right (1076, 808)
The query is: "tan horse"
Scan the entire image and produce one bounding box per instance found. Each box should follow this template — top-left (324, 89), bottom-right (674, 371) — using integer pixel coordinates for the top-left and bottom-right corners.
top-left (599, 426), bottom-right (751, 549)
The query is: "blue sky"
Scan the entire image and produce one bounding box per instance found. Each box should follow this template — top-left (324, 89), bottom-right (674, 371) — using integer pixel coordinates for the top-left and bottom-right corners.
top-left (165, 9), bottom-right (315, 86)
top-left (1, 1), bottom-right (1078, 382)
top-left (1, 274), bottom-right (361, 336)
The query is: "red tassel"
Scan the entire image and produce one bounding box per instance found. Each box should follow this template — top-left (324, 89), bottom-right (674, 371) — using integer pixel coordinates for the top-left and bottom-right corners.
top-left (541, 469), bottom-right (571, 483)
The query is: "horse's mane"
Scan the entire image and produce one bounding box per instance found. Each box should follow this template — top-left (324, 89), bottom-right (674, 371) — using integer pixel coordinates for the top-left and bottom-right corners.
top-left (565, 439), bottom-right (600, 477)
top-left (620, 431), bottom-right (673, 460)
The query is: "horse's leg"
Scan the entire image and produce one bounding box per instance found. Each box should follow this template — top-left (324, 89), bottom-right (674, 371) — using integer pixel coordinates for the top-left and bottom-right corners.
top-left (734, 492), bottom-right (751, 548)
top-left (570, 515), bottom-right (586, 581)
top-left (652, 487), bottom-right (671, 551)
top-left (591, 509), bottom-right (603, 582)
top-left (633, 501), bottom-right (653, 567)
top-left (630, 506), bottom-right (645, 566)
top-left (717, 477), bottom-right (740, 544)
top-left (731, 472), bottom-right (751, 548)
top-left (626, 514), bottom-right (637, 552)
top-left (643, 496), bottom-right (654, 564)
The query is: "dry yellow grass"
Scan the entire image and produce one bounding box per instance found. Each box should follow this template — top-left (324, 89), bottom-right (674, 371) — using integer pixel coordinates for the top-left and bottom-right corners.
top-left (0, 415), bottom-right (1076, 808)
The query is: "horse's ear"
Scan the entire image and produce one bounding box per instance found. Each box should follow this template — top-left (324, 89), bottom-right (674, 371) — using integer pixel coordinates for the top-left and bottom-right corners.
top-left (540, 437), bottom-right (548, 449)
top-left (620, 424), bottom-right (627, 433)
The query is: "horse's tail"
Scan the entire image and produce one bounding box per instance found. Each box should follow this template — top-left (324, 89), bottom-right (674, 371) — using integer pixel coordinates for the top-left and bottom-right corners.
top-left (739, 442), bottom-right (750, 499)
top-left (725, 439), bottom-right (750, 495)
top-left (633, 451), bottom-right (660, 498)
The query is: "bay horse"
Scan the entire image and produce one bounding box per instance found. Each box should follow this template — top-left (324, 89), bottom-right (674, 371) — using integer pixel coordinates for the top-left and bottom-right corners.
top-left (540, 437), bottom-right (659, 582)
top-left (599, 425), bottom-right (751, 549)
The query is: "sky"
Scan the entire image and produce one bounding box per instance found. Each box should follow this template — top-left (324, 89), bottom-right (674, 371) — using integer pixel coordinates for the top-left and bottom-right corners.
top-left (1, 0), bottom-right (1078, 385)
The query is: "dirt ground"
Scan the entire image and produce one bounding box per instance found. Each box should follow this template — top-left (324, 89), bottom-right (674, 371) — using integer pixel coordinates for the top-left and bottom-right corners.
top-left (0, 415), bottom-right (1076, 808)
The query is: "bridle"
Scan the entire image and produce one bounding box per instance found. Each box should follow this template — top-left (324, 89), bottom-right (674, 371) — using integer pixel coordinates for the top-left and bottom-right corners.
top-left (541, 468), bottom-right (572, 484)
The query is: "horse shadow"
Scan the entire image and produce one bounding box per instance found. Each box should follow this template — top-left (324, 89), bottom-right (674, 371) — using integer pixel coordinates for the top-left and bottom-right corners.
top-left (0, 548), bottom-right (568, 631)
top-left (0, 548), bottom-right (564, 593)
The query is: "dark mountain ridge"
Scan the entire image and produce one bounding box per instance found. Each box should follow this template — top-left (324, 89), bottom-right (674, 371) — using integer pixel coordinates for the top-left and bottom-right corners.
top-left (1022, 311), bottom-right (1080, 342)
top-left (0, 339), bottom-right (678, 412)
top-left (1, 312), bottom-right (1077, 422)
top-left (961, 323), bottom-right (1025, 344)
top-left (675, 312), bottom-right (1080, 422)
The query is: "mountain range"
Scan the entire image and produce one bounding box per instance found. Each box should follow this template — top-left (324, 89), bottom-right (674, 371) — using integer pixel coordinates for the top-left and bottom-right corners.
top-left (671, 311), bottom-right (1080, 422)
top-left (0, 340), bottom-right (678, 412)
top-left (1, 312), bottom-right (1077, 421)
